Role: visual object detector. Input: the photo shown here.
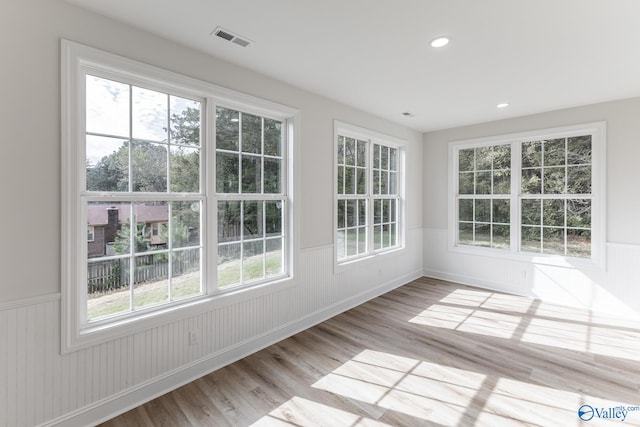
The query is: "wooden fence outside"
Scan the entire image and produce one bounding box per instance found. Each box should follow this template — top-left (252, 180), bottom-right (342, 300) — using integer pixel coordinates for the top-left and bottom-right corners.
top-left (87, 250), bottom-right (199, 294)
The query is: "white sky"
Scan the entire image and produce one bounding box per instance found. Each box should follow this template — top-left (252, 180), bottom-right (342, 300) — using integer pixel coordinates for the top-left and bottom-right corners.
top-left (85, 75), bottom-right (198, 166)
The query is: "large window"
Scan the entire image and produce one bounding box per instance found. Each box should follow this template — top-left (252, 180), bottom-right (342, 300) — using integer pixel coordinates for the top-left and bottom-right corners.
top-left (335, 122), bottom-right (404, 263)
top-left (62, 41), bottom-right (296, 350)
top-left (450, 122), bottom-right (605, 264)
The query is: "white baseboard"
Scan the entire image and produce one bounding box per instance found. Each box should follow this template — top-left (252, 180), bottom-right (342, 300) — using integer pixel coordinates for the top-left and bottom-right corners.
top-left (44, 269), bottom-right (423, 427)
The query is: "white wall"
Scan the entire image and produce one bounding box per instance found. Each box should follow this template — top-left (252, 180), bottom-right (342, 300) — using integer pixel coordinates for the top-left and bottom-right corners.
top-left (0, 1), bottom-right (424, 425)
top-left (423, 97), bottom-right (640, 318)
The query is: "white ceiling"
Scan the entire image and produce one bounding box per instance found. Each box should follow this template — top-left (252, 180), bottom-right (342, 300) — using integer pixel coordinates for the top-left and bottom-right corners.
top-left (65, 0), bottom-right (640, 132)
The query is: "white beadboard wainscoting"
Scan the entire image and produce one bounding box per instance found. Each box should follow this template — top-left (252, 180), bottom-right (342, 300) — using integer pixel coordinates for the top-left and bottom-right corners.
top-left (0, 229), bottom-right (423, 427)
top-left (423, 228), bottom-right (640, 319)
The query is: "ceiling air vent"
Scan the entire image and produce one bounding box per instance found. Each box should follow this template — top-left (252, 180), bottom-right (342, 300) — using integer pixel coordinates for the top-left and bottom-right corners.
top-left (211, 26), bottom-right (253, 48)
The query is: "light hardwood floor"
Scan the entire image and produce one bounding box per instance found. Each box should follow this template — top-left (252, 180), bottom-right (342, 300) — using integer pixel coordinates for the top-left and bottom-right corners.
top-left (100, 277), bottom-right (640, 426)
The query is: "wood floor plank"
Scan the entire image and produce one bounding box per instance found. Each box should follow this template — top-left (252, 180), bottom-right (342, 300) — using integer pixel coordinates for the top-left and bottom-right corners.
top-left (100, 278), bottom-right (640, 426)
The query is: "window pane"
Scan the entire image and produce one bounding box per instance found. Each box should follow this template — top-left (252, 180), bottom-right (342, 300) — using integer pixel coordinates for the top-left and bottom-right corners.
top-left (358, 226), bottom-right (367, 253)
top-left (266, 238), bottom-right (283, 277)
top-left (567, 166), bottom-right (591, 194)
top-left (133, 253), bottom-right (169, 308)
top-left (357, 140), bottom-right (366, 167)
top-left (358, 199), bottom-right (367, 227)
top-left (567, 229), bottom-right (591, 258)
top-left (521, 226), bottom-right (541, 253)
top-left (389, 148), bottom-right (398, 171)
top-left (381, 224), bottom-right (390, 248)
top-left (382, 199), bottom-right (390, 223)
top-left (380, 171), bottom-right (389, 194)
top-left (86, 136), bottom-right (128, 192)
top-left (390, 199), bottom-right (397, 222)
top-left (264, 119), bottom-right (282, 157)
top-left (521, 168), bottom-right (541, 194)
top-left (522, 141), bottom-right (542, 168)
top-left (132, 86), bottom-right (168, 142)
top-left (265, 201), bottom-right (283, 237)
top-left (373, 169), bottom-right (380, 194)
top-left (475, 171), bottom-right (491, 194)
top-left (241, 155), bottom-right (261, 193)
top-left (133, 202), bottom-right (168, 253)
top-left (169, 96), bottom-right (200, 146)
top-left (345, 166), bottom-right (355, 194)
top-left (493, 170), bottom-right (510, 194)
top-left (459, 223), bottom-right (473, 245)
top-left (543, 199), bottom-right (565, 227)
top-left (492, 224), bottom-right (510, 249)
top-left (241, 113), bottom-right (262, 154)
top-left (337, 230), bottom-right (346, 259)
top-left (87, 258), bottom-right (130, 320)
top-left (476, 146), bottom-right (492, 170)
top-left (567, 136), bottom-right (591, 166)
top-left (216, 152), bottom-right (239, 193)
top-left (474, 224), bottom-right (490, 247)
top-left (216, 107), bottom-right (239, 151)
top-left (544, 138), bottom-right (566, 166)
top-left (492, 199), bottom-right (510, 224)
top-left (132, 141), bottom-right (167, 192)
top-left (337, 200), bottom-right (346, 229)
top-left (543, 228), bottom-right (564, 255)
top-left (374, 225), bottom-right (382, 250)
top-left (171, 201), bottom-right (200, 248)
top-left (389, 171), bottom-right (398, 195)
top-left (218, 200), bottom-right (241, 243)
top-left (337, 166), bottom-right (344, 195)
top-left (543, 167), bottom-right (565, 194)
top-left (493, 145), bottom-right (511, 169)
top-left (459, 199), bottom-right (473, 222)
top-left (346, 200), bottom-right (357, 227)
top-left (243, 240), bottom-right (265, 281)
top-left (373, 144), bottom-right (380, 168)
top-left (243, 201), bottom-right (264, 239)
top-left (264, 158), bottom-right (281, 193)
top-left (474, 199), bottom-right (490, 223)
top-left (356, 168), bottom-right (366, 194)
top-left (346, 228), bottom-right (358, 256)
top-left (218, 243), bottom-right (241, 288)
top-left (380, 146), bottom-right (389, 170)
top-left (521, 199), bottom-right (541, 226)
top-left (373, 199), bottom-right (382, 224)
top-left (337, 136), bottom-right (345, 164)
top-left (567, 199), bottom-right (591, 228)
top-left (459, 172), bottom-right (474, 194)
top-left (170, 146), bottom-right (199, 192)
top-left (459, 149), bottom-right (474, 172)
top-left (171, 248), bottom-right (201, 300)
top-left (345, 138), bottom-right (356, 166)
top-left (86, 75), bottom-right (130, 137)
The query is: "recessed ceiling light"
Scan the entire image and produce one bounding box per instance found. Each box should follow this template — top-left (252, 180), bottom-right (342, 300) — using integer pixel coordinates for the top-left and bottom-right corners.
top-left (430, 36), bottom-right (450, 48)
top-left (497, 103), bottom-right (509, 109)
top-left (402, 112), bottom-right (414, 117)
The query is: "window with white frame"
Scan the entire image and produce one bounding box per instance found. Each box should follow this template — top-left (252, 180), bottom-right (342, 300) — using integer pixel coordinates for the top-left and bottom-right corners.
top-left (335, 122), bottom-right (404, 263)
top-left (451, 122), bottom-right (604, 264)
top-left (62, 40), bottom-right (295, 350)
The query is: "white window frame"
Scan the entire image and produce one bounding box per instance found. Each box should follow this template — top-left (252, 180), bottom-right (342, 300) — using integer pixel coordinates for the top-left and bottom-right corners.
top-left (448, 121), bottom-right (606, 269)
top-left (334, 121), bottom-right (406, 270)
top-left (61, 40), bottom-right (298, 352)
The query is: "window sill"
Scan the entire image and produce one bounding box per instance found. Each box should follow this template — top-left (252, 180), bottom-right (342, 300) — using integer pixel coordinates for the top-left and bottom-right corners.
top-left (65, 275), bottom-right (296, 354)
top-left (334, 245), bottom-right (405, 274)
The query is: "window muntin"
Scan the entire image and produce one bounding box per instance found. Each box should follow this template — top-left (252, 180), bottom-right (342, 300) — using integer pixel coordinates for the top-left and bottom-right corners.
top-left (452, 124), bottom-right (602, 262)
top-left (84, 75), bottom-right (203, 321)
top-left (63, 41), bottom-right (296, 346)
top-left (335, 125), bottom-right (404, 263)
top-left (520, 136), bottom-right (592, 257)
top-left (456, 144), bottom-right (511, 249)
top-left (215, 107), bottom-right (286, 288)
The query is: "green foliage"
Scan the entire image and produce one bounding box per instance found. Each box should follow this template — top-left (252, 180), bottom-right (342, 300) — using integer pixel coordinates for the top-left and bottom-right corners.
top-left (114, 218), bottom-right (151, 254)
